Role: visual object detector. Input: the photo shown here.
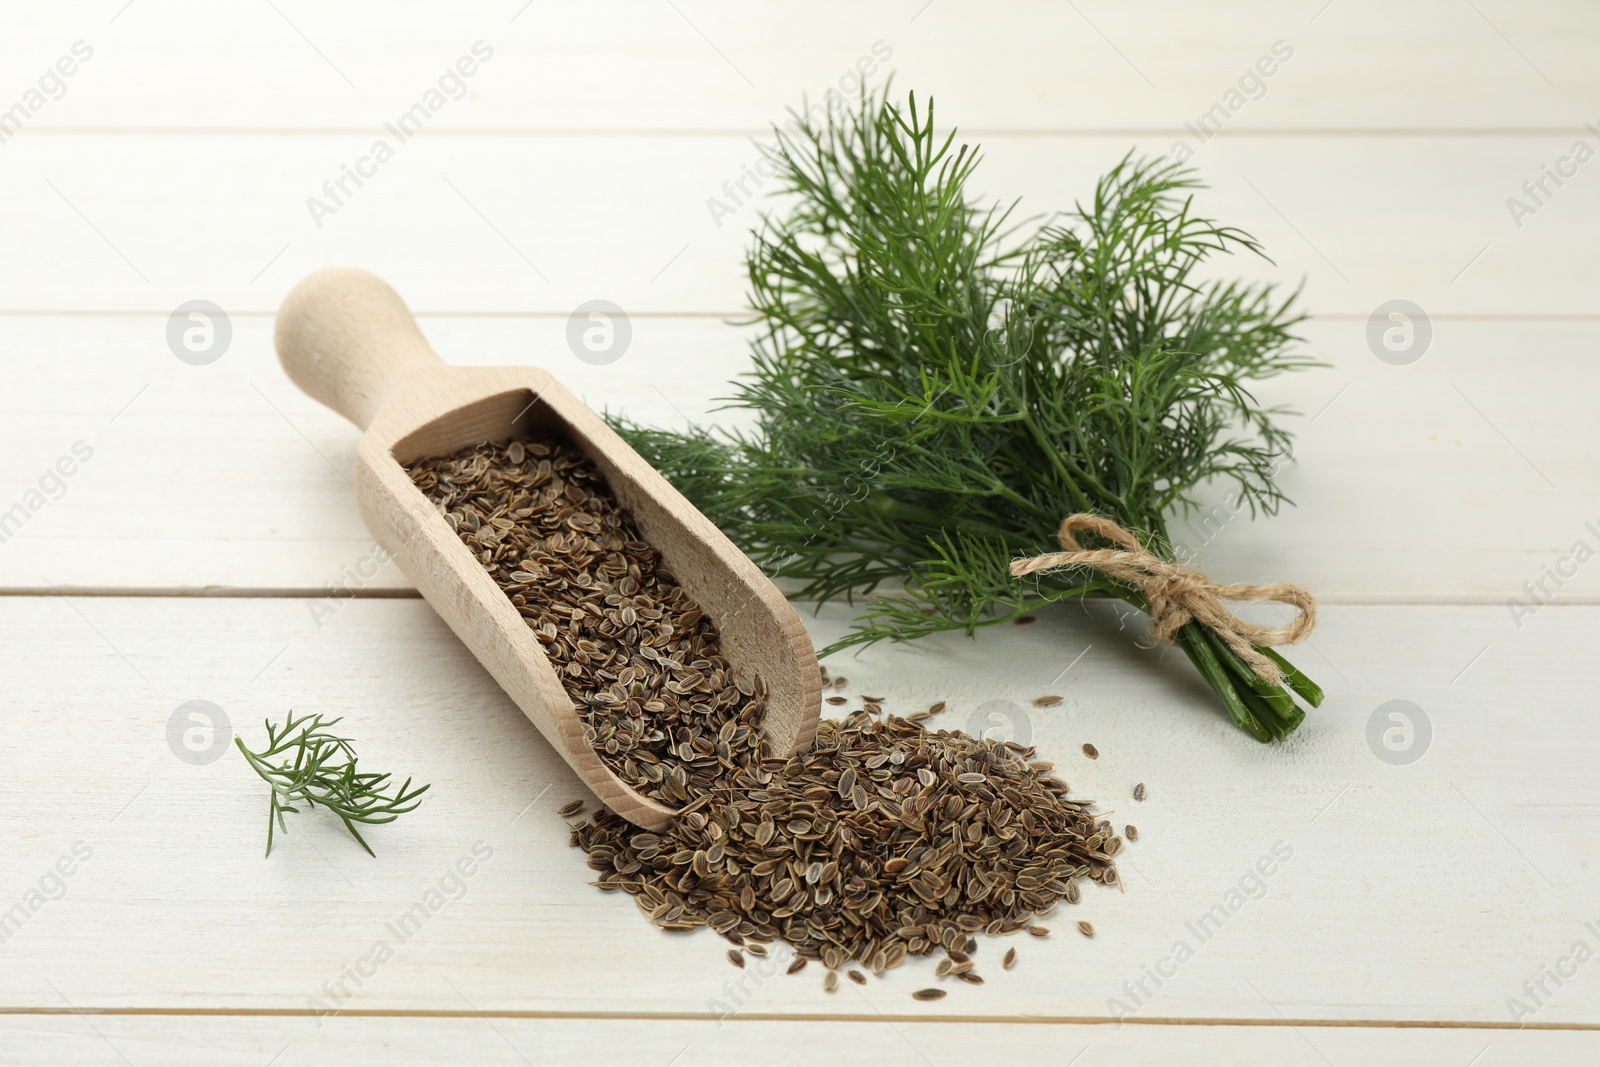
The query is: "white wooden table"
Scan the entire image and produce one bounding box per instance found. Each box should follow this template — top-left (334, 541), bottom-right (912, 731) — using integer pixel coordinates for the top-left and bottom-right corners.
top-left (3, 3), bottom-right (1597, 1063)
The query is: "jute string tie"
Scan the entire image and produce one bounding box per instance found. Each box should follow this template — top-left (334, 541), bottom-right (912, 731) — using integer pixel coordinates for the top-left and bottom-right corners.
top-left (1009, 514), bottom-right (1316, 685)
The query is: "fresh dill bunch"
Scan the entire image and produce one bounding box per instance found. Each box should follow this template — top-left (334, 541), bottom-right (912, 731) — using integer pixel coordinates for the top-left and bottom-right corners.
top-left (613, 87), bottom-right (1324, 741)
top-left (235, 712), bottom-right (430, 857)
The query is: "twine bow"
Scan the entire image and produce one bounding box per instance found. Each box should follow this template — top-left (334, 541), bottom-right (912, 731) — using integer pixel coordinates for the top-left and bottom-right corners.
top-left (1009, 514), bottom-right (1316, 685)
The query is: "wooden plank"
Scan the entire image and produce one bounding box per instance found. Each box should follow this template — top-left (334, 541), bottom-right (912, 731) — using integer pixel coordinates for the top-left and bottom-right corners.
top-left (0, 133), bottom-right (1595, 316)
top-left (1, 596), bottom-right (1594, 1025)
top-left (4, 0), bottom-right (1594, 132)
top-left (1, 315), bottom-right (1593, 603)
top-left (1, 1015), bottom-right (1593, 1067)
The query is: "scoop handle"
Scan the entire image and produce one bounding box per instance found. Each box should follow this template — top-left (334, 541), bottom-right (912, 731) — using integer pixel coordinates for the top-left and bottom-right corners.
top-left (275, 267), bottom-right (443, 430)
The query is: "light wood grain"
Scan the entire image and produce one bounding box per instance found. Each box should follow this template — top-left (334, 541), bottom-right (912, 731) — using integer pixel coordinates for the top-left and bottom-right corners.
top-left (1, 596), bottom-right (1594, 1026)
top-left (4, 0), bottom-right (1595, 131)
top-left (4, 1), bottom-right (1597, 1057)
top-left (1, 315), bottom-right (1593, 605)
top-left (0, 133), bottom-right (1594, 316)
top-left (1, 1015), bottom-right (1594, 1067)
top-left (270, 268), bottom-right (818, 827)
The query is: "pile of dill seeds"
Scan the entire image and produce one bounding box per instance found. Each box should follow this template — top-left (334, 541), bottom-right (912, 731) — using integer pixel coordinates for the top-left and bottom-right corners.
top-left (409, 433), bottom-right (1121, 997)
top-left (405, 436), bottom-right (767, 807)
top-left (573, 695), bottom-right (1120, 994)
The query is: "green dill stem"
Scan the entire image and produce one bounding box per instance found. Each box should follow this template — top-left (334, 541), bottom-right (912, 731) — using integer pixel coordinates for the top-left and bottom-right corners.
top-left (1204, 628), bottom-right (1305, 728)
top-left (1176, 622), bottom-right (1268, 741)
top-left (1262, 647), bottom-right (1325, 707)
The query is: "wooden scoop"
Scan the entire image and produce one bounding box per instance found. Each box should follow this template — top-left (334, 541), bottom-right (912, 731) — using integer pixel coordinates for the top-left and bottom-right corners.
top-left (274, 267), bottom-right (820, 830)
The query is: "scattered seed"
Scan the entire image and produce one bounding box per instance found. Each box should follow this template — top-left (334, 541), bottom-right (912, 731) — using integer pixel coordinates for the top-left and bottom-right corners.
top-left (1125, 824), bottom-right (1138, 842)
top-left (912, 988), bottom-right (946, 1001)
top-left (557, 799), bottom-right (585, 817)
top-left (927, 701), bottom-right (946, 715)
top-left (826, 696), bottom-right (847, 706)
top-left (1032, 695), bottom-right (1063, 707)
top-left (787, 957), bottom-right (807, 974)
top-left (1082, 743), bottom-right (1099, 759)
top-left (1133, 783), bottom-right (1146, 801)
top-left (746, 943), bottom-right (768, 957)
top-left (1026, 925), bottom-right (1050, 938)
top-left (1003, 947), bottom-right (1017, 970)
top-left (958, 972), bottom-right (984, 985)
top-left (833, 677), bottom-right (848, 689)
top-left (1014, 615), bottom-right (1037, 626)
top-left (847, 969), bottom-right (867, 985)
top-left (1078, 921), bottom-right (1094, 938)
top-left (823, 970), bottom-right (839, 992)
top-left (728, 949), bottom-right (745, 968)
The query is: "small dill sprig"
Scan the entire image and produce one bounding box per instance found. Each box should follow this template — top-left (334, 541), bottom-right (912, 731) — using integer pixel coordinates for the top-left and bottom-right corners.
top-left (612, 86), bottom-right (1326, 742)
top-left (235, 712), bottom-right (430, 857)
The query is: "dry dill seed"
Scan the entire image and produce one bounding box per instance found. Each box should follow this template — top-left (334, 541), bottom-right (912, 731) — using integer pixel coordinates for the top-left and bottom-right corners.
top-left (1032, 695), bottom-right (1063, 707)
top-left (1125, 824), bottom-right (1138, 842)
top-left (912, 988), bottom-right (946, 1001)
top-left (407, 436), bottom-right (770, 810)
top-left (728, 949), bottom-right (745, 968)
top-left (557, 799), bottom-right (585, 817)
top-left (1014, 616), bottom-right (1037, 626)
top-left (1077, 921), bottom-right (1094, 938)
top-left (787, 957), bottom-right (807, 974)
top-left (826, 696), bottom-right (847, 706)
top-left (746, 943), bottom-right (768, 957)
top-left (823, 970), bottom-right (839, 992)
top-left (1026, 925), bottom-right (1049, 938)
top-left (1082, 743), bottom-right (1099, 759)
top-left (958, 972), bottom-right (984, 985)
top-left (1002, 947), bottom-right (1017, 970)
top-left (862, 695), bottom-right (884, 704)
top-left (569, 705), bottom-right (1117, 985)
top-left (1133, 783), bottom-right (1146, 801)
top-left (847, 969), bottom-right (867, 985)
top-left (927, 701), bottom-right (946, 715)
top-left (832, 677), bottom-right (848, 689)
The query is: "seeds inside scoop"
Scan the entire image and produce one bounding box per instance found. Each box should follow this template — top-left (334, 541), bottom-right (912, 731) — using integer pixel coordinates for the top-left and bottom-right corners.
top-left (408, 436), bottom-right (767, 810)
